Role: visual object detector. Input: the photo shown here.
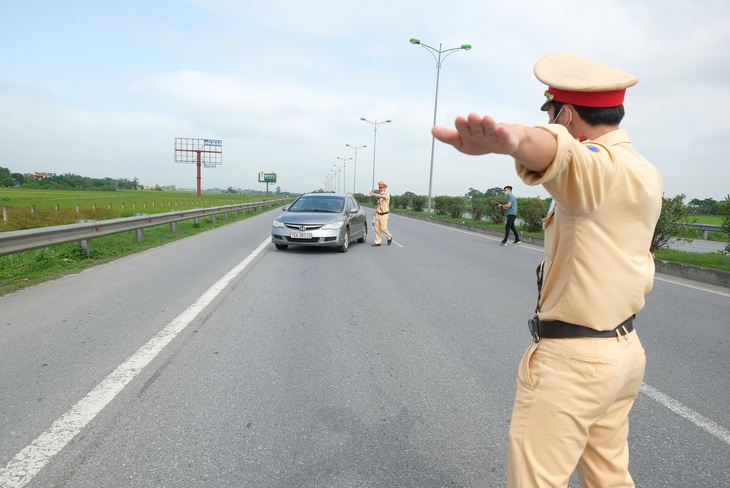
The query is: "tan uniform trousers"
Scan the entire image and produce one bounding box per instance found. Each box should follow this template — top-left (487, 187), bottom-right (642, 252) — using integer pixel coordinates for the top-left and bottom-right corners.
top-left (508, 330), bottom-right (646, 488)
top-left (373, 213), bottom-right (392, 244)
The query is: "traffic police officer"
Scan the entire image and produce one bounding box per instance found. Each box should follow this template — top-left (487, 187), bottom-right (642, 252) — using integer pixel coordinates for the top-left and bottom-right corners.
top-left (432, 53), bottom-right (663, 487)
top-left (369, 181), bottom-right (393, 246)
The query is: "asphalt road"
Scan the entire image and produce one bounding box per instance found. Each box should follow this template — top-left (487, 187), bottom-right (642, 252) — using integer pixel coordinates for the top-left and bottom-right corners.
top-left (1, 209), bottom-right (728, 487)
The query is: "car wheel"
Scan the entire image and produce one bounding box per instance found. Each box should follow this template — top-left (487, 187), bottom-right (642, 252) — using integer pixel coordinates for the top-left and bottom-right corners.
top-left (357, 222), bottom-right (367, 243)
top-left (275, 244), bottom-right (288, 250)
top-left (337, 229), bottom-right (349, 253)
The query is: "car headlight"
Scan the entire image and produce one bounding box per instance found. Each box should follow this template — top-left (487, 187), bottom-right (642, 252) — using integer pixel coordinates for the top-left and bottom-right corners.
top-left (321, 221), bottom-right (344, 230)
top-left (273, 220), bottom-right (286, 228)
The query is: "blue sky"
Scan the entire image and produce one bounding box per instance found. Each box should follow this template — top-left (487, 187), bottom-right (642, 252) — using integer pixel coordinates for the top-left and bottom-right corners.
top-left (2, 0), bottom-right (729, 200)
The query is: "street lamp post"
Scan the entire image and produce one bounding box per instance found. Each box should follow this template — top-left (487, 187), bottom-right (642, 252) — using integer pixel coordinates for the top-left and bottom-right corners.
top-left (360, 118), bottom-right (391, 191)
top-left (333, 164), bottom-right (345, 193)
top-left (345, 144), bottom-right (366, 194)
top-left (337, 156), bottom-right (352, 193)
top-left (409, 38), bottom-right (471, 213)
top-left (325, 171), bottom-right (336, 192)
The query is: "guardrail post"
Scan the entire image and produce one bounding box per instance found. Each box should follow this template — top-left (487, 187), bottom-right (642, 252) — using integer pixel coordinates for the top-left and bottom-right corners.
top-left (3, 205), bottom-right (7, 222)
top-left (135, 229), bottom-right (144, 242)
top-left (170, 222), bottom-right (177, 233)
top-left (211, 214), bottom-right (217, 224)
top-left (79, 239), bottom-right (92, 257)
top-left (76, 219), bottom-right (94, 257)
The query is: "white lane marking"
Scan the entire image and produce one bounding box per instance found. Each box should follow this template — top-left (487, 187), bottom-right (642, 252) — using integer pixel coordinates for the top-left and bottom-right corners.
top-left (0, 237), bottom-right (271, 488)
top-left (653, 274), bottom-right (730, 298)
top-left (416, 218), bottom-right (730, 442)
top-left (640, 383), bottom-right (730, 445)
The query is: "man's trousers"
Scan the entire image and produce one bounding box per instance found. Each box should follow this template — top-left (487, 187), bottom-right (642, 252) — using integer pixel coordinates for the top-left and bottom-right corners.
top-left (507, 331), bottom-right (646, 487)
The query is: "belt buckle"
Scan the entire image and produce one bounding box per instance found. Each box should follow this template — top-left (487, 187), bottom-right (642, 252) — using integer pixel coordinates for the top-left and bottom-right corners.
top-left (528, 316), bottom-right (540, 343)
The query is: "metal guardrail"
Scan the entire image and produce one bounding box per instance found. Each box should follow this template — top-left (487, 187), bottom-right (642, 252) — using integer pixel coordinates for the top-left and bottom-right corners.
top-left (0, 199), bottom-right (290, 257)
top-left (688, 223), bottom-right (721, 239)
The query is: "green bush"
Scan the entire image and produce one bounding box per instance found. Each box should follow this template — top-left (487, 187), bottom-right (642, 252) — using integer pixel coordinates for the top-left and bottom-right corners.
top-left (411, 195), bottom-right (426, 212)
top-left (434, 196), bottom-right (467, 218)
top-left (469, 197), bottom-right (488, 222)
top-left (651, 194), bottom-right (695, 252)
top-left (485, 195), bottom-right (505, 224)
top-left (720, 195), bottom-right (730, 256)
top-left (391, 194), bottom-right (410, 210)
top-left (518, 197), bottom-right (550, 233)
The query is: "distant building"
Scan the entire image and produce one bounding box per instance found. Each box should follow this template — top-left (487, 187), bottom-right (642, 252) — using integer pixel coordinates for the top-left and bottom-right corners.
top-left (24, 172), bottom-right (55, 179)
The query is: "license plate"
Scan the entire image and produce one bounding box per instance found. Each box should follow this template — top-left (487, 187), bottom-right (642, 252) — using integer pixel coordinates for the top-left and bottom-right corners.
top-left (290, 232), bottom-right (312, 239)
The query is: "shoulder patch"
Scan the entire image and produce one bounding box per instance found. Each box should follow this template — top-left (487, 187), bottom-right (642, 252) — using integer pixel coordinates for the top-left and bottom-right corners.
top-left (585, 145), bottom-right (600, 153)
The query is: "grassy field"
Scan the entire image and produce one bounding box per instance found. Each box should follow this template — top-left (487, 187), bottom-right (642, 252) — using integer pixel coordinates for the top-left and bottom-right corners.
top-left (694, 215), bottom-right (723, 225)
top-left (0, 189), bottom-right (289, 296)
top-left (0, 188), bottom-right (275, 231)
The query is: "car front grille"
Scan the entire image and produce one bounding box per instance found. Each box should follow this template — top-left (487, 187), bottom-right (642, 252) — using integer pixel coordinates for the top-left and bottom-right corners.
top-left (284, 223), bottom-right (323, 231)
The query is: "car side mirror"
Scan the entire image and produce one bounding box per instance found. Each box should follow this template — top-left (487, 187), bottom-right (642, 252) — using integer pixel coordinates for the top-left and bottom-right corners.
top-left (282, 206), bottom-right (289, 211)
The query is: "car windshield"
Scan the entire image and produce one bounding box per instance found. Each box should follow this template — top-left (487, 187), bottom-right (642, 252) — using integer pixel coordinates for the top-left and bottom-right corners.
top-left (288, 196), bottom-right (344, 213)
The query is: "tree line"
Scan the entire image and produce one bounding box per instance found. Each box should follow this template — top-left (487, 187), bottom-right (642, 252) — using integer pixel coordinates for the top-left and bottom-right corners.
top-left (355, 186), bottom-right (730, 255)
top-left (0, 167), bottom-right (139, 191)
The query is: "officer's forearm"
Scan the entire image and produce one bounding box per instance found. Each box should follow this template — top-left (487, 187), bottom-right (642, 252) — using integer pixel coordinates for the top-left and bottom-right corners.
top-left (511, 125), bottom-right (557, 173)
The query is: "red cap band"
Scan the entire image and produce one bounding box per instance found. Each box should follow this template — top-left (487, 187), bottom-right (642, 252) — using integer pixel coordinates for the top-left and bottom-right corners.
top-left (547, 87), bottom-right (626, 107)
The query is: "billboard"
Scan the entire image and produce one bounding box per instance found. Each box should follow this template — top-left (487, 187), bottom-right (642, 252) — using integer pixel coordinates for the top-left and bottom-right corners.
top-left (258, 172), bottom-right (277, 183)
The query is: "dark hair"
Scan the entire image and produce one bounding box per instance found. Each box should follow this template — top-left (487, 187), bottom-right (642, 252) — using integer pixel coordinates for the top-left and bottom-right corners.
top-left (573, 104), bottom-right (625, 126)
top-left (549, 101), bottom-right (625, 126)
top-left (503, 185), bottom-right (513, 191)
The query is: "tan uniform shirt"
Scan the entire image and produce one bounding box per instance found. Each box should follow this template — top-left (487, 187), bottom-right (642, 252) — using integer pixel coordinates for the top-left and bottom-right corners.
top-left (516, 125), bottom-right (663, 330)
top-left (377, 192), bottom-right (390, 213)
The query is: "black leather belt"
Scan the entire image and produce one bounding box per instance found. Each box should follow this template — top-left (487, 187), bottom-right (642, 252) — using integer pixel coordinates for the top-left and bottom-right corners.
top-left (530, 315), bottom-right (635, 342)
top-left (377, 211), bottom-right (389, 215)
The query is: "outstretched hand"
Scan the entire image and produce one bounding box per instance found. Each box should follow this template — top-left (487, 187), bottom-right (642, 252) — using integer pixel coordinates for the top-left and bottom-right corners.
top-left (432, 113), bottom-right (521, 156)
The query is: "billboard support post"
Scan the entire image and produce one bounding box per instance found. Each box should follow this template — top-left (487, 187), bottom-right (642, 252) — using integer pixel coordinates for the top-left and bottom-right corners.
top-left (258, 172), bottom-right (277, 197)
top-left (174, 138), bottom-right (223, 197)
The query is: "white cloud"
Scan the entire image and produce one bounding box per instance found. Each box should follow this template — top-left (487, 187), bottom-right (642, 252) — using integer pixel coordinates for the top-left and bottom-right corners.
top-left (1, 0), bottom-right (728, 199)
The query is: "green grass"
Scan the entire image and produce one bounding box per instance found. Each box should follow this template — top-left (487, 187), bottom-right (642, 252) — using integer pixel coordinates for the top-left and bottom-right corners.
top-left (0, 188), bottom-right (275, 231)
top-left (693, 215), bottom-right (723, 225)
top-left (654, 248), bottom-right (730, 272)
top-left (0, 199), bottom-right (284, 297)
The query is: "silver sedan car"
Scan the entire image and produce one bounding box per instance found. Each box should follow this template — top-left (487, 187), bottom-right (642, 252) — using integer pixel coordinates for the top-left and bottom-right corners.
top-left (271, 193), bottom-right (368, 252)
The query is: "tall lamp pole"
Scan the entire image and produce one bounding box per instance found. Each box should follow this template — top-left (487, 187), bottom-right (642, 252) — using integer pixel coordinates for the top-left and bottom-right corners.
top-left (333, 164), bottom-right (345, 193)
top-left (409, 38), bottom-right (471, 213)
top-left (345, 144), bottom-right (366, 194)
top-left (337, 157), bottom-right (352, 193)
top-left (360, 118), bottom-right (391, 191)
top-left (325, 171), bottom-right (336, 192)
